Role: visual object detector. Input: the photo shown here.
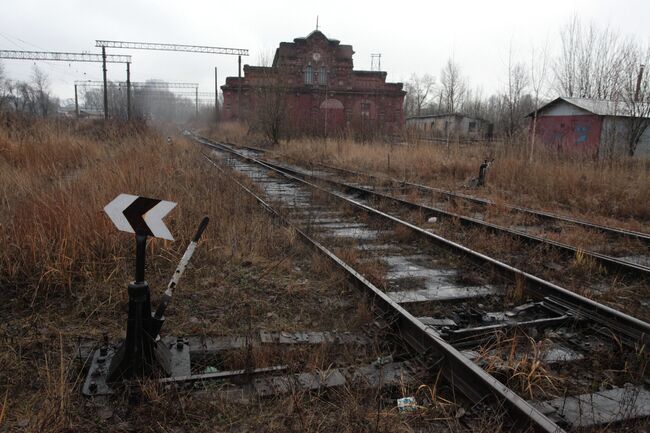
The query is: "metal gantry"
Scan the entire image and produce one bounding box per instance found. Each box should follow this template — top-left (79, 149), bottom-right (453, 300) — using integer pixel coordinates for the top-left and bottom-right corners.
top-left (95, 39), bottom-right (248, 120)
top-left (0, 49), bottom-right (133, 120)
top-left (0, 50), bottom-right (131, 63)
top-left (75, 81), bottom-right (203, 115)
top-left (95, 40), bottom-right (248, 56)
top-left (75, 80), bottom-right (199, 89)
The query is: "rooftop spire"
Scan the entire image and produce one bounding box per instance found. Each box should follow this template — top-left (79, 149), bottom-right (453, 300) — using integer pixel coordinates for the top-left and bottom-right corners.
top-left (316, 15), bottom-right (319, 31)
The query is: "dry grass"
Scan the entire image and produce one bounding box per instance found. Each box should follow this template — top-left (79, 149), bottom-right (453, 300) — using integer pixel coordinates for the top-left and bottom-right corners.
top-left (475, 331), bottom-right (562, 400)
top-left (0, 116), bottom-right (399, 433)
top-left (208, 122), bottom-right (650, 229)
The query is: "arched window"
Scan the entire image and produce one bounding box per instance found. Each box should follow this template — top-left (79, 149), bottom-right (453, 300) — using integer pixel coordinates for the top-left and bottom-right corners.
top-left (304, 65), bottom-right (313, 85)
top-left (319, 66), bottom-right (327, 85)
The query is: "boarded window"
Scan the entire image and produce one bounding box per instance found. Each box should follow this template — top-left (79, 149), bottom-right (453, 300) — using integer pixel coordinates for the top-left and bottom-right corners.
top-left (468, 121), bottom-right (477, 132)
top-left (319, 66), bottom-right (327, 85)
top-left (361, 102), bottom-right (371, 117)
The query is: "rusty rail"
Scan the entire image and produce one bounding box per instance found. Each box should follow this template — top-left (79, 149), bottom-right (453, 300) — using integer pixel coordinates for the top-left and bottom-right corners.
top-left (198, 144), bottom-right (565, 433)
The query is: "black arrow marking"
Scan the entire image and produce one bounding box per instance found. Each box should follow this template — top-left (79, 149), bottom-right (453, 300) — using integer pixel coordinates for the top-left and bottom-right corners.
top-left (123, 196), bottom-right (161, 237)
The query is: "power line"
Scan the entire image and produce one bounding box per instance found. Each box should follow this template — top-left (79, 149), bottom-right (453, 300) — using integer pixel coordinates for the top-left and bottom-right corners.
top-left (0, 32), bottom-right (101, 82)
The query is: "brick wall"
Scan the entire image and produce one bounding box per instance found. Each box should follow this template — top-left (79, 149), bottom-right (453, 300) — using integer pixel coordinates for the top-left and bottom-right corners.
top-left (222, 30), bottom-right (405, 136)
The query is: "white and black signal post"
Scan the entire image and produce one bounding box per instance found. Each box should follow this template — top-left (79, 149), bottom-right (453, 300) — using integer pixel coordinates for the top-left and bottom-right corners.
top-left (103, 194), bottom-right (177, 380)
top-left (82, 194), bottom-right (209, 396)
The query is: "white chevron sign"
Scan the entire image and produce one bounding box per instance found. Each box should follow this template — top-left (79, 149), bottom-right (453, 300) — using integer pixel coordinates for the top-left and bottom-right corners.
top-left (104, 194), bottom-right (177, 240)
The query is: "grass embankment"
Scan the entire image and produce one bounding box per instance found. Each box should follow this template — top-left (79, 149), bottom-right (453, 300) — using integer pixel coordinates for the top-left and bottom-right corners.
top-left (1, 116), bottom-right (401, 432)
top-left (208, 122), bottom-right (650, 231)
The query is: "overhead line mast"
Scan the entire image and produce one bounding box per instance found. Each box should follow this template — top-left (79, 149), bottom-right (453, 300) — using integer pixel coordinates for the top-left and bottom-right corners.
top-left (95, 40), bottom-right (248, 56)
top-left (75, 80), bottom-right (199, 89)
top-left (0, 49), bottom-right (133, 120)
top-left (0, 49), bottom-right (131, 63)
top-left (75, 81), bottom-right (203, 116)
top-left (95, 40), bottom-right (249, 121)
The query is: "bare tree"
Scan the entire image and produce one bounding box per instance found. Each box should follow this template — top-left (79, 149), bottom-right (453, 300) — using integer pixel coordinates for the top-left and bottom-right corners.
top-left (529, 38), bottom-right (550, 161)
top-left (440, 58), bottom-right (466, 113)
top-left (250, 51), bottom-right (289, 143)
top-left (18, 81), bottom-right (36, 114)
top-left (555, 17), bottom-right (630, 99)
top-left (31, 65), bottom-right (56, 117)
top-left (462, 86), bottom-right (485, 119)
top-left (620, 50), bottom-right (650, 156)
top-left (404, 73), bottom-right (435, 116)
top-left (502, 46), bottom-right (530, 137)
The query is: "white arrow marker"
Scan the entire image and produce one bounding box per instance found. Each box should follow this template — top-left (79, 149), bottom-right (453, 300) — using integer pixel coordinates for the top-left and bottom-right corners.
top-left (143, 200), bottom-right (177, 240)
top-left (104, 194), bottom-right (139, 234)
top-left (104, 193), bottom-right (177, 241)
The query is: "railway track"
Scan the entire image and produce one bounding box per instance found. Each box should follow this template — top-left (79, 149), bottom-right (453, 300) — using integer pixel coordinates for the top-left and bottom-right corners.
top-left (189, 132), bottom-right (650, 432)
top-left (317, 162), bottom-right (650, 248)
top-left (211, 141), bottom-right (650, 322)
top-left (224, 141), bottom-right (650, 268)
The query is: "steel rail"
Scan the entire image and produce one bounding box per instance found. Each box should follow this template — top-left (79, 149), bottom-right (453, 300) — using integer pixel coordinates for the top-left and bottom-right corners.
top-left (198, 148), bottom-right (564, 433)
top-left (224, 142), bottom-right (650, 245)
top-left (256, 159), bottom-right (650, 279)
top-left (194, 134), bottom-right (650, 349)
top-left (316, 162), bottom-right (650, 245)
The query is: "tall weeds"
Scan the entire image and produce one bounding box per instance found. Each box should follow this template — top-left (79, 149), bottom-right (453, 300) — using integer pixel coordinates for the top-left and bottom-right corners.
top-left (208, 123), bottom-right (650, 227)
top-left (0, 116), bottom-right (285, 304)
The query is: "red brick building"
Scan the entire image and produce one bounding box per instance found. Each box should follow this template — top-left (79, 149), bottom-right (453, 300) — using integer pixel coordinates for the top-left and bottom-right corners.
top-left (527, 97), bottom-right (650, 157)
top-left (221, 30), bottom-right (406, 137)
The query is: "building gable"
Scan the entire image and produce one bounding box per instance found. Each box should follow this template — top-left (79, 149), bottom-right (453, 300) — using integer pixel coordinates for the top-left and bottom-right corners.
top-left (221, 30), bottom-right (405, 136)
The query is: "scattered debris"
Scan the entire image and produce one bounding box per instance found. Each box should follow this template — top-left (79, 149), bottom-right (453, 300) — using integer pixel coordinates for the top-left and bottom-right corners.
top-left (397, 396), bottom-right (417, 412)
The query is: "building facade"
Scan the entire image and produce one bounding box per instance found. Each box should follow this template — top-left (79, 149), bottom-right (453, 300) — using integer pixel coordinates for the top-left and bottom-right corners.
top-left (221, 30), bottom-right (406, 137)
top-left (528, 97), bottom-right (650, 157)
top-left (406, 113), bottom-right (493, 141)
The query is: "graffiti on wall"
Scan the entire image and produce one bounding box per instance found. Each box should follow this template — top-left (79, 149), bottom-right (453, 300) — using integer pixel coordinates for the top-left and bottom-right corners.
top-left (534, 115), bottom-right (602, 155)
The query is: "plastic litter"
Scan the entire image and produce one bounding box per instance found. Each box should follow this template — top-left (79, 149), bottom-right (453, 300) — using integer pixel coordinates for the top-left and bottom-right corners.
top-left (397, 396), bottom-right (417, 412)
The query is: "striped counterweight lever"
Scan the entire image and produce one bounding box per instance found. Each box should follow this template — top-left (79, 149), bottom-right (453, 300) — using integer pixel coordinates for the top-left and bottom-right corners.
top-left (150, 216), bottom-right (210, 337)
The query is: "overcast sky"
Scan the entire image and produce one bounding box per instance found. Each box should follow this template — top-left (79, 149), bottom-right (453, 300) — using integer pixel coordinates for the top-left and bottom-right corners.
top-left (1, 0), bottom-right (649, 103)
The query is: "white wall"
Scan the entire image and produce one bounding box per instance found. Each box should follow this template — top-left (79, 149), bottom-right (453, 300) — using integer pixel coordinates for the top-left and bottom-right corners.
top-left (542, 103), bottom-right (591, 116)
top-left (600, 117), bottom-right (650, 157)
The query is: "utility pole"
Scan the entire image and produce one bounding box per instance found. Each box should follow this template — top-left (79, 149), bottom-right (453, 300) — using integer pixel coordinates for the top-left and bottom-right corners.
top-left (74, 84), bottom-right (79, 118)
top-left (195, 86), bottom-right (199, 117)
top-left (214, 66), bottom-right (218, 121)
top-left (94, 40), bottom-right (248, 121)
top-left (238, 55), bottom-right (242, 119)
top-left (102, 46), bottom-right (108, 120)
top-left (0, 50), bottom-right (131, 120)
top-left (126, 62), bottom-right (131, 120)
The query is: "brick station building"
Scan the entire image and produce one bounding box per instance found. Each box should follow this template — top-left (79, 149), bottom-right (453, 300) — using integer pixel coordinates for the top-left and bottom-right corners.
top-left (221, 30), bottom-right (406, 137)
